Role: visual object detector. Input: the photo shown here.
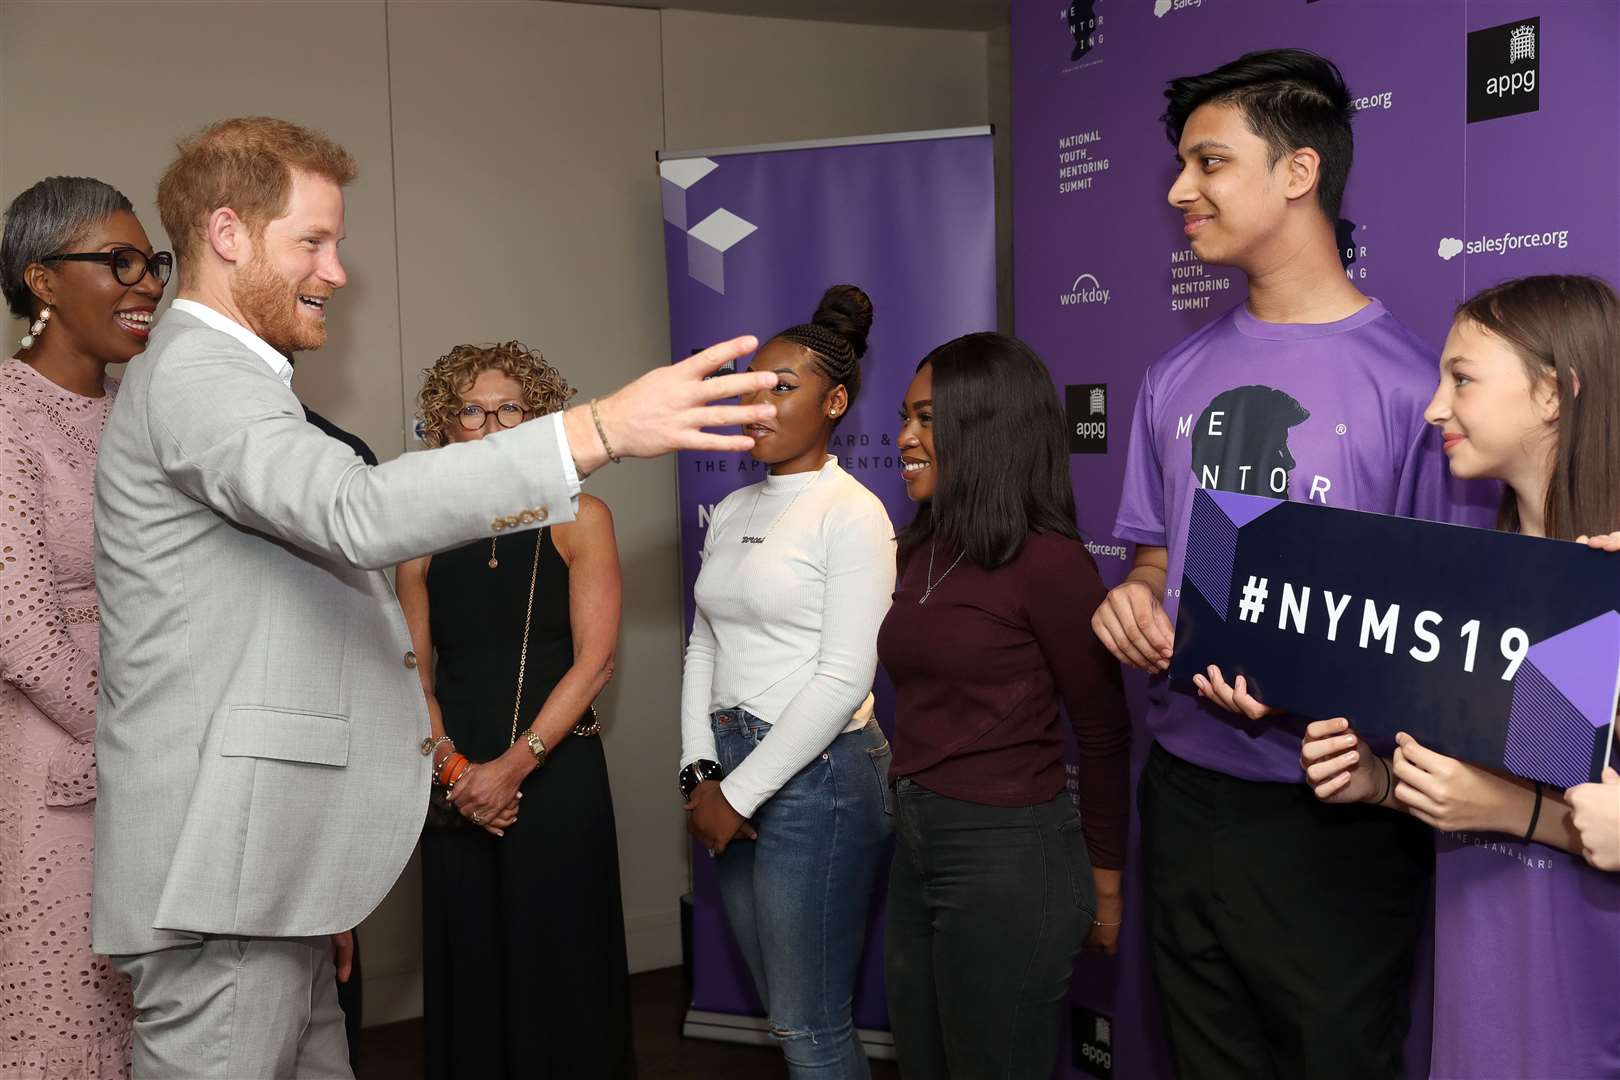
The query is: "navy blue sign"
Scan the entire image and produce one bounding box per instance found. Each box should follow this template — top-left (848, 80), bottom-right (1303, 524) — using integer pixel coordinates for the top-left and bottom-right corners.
top-left (1170, 488), bottom-right (1619, 787)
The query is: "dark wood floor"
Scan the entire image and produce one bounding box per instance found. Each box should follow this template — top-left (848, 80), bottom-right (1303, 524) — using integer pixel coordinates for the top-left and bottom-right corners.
top-left (357, 965), bottom-right (900, 1079)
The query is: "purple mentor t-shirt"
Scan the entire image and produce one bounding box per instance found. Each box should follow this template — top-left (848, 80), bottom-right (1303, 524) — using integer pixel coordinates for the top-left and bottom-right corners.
top-left (1431, 831), bottom-right (1620, 1078)
top-left (1114, 298), bottom-right (1491, 782)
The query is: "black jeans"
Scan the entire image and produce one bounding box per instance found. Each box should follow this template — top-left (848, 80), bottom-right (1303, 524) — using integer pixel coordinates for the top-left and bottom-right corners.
top-left (1139, 742), bottom-right (1433, 1080)
top-left (885, 778), bottom-right (1094, 1079)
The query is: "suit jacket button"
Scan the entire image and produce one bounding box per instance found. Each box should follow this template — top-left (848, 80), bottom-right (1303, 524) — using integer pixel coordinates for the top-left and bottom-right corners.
top-left (518, 510), bottom-right (536, 525)
top-left (492, 519), bottom-right (506, 531)
top-left (404, 650), bottom-right (418, 669)
top-left (535, 508), bottom-right (548, 522)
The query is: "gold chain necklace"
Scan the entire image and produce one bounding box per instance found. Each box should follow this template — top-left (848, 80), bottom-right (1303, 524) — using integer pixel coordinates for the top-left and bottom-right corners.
top-left (510, 530), bottom-right (543, 745)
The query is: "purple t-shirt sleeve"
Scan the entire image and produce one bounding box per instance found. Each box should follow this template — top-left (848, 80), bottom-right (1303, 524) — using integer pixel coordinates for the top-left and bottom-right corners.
top-left (1114, 372), bottom-right (1167, 547)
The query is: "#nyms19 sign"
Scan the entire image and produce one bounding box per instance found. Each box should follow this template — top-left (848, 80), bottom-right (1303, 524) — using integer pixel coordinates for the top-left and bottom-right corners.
top-left (1169, 488), bottom-right (1620, 788)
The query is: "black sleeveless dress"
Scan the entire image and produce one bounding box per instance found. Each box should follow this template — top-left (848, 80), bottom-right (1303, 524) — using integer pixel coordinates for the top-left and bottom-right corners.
top-left (420, 527), bottom-right (634, 1079)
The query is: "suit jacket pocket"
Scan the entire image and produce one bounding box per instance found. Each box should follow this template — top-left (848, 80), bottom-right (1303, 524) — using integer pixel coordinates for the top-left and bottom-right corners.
top-left (220, 706), bottom-right (350, 767)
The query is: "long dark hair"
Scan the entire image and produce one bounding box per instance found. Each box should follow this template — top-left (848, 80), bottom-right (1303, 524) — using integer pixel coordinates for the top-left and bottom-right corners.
top-left (1454, 274), bottom-right (1620, 540)
top-left (897, 332), bottom-right (1080, 568)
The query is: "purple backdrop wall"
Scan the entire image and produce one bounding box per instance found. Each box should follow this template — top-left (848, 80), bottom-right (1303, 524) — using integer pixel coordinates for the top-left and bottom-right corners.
top-left (1013, 0), bottom-right (1620, 1076)
top-left (661, 131), bottom-right (997, 1032)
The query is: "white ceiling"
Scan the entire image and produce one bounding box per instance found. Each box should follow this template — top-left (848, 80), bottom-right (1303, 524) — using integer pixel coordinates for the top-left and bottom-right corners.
top-left (550, 0), bottom-right (1009, 32)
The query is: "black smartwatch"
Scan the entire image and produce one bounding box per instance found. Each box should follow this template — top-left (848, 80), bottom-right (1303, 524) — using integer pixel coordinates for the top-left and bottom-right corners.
top-left (679, 759), bottom-right (724, 800)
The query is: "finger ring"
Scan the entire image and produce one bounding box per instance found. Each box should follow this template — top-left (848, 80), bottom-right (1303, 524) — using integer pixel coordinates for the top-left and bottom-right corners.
top-left (472, 812), bottom-right (484, 824)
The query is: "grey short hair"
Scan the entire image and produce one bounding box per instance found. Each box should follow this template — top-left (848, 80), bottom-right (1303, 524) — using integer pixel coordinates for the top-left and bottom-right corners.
top-left (1, 176), bottom-right (134, 320)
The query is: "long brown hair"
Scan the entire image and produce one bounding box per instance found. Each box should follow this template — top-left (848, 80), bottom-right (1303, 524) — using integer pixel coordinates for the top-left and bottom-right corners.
top-left (1455, 274), bottom-right (1620, 540)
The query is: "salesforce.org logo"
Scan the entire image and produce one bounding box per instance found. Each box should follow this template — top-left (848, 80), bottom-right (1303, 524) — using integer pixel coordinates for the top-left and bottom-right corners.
top-left (1153, 0), bottom-right (1203, 17)
top-left (1060, 272), bottom-right (1111, 307)
top-left (1437, 227), bottom-right (1569, 261)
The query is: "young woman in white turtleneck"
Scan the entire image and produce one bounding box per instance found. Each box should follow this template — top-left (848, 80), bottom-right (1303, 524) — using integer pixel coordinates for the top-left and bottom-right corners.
top-left (678, 286), bottom-right (895, 1080)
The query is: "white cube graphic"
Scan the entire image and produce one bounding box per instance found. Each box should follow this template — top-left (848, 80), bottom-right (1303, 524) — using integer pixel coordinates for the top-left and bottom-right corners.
top-left (686, 209), bottom-right (757, 295)
top-left (659, 158), bottom-right (719, 229)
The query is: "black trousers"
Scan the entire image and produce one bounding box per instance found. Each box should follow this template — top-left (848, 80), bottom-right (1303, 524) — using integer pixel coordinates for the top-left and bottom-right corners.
top-left (1139, 742), bottom-right (1432, 1080)
top-left (885, 779), bottom-right (1095, 1080)
top-left (421, 736), bottom-right (634, 1079)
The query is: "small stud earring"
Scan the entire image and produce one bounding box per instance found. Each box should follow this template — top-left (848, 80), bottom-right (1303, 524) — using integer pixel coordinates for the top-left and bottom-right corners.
top-left (18, 307), bottom-right (50, 350)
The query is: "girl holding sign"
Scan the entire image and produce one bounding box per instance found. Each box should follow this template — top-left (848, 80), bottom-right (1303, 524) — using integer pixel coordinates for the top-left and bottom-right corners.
top-left (1292, 274), bottom-right (1620, 1078)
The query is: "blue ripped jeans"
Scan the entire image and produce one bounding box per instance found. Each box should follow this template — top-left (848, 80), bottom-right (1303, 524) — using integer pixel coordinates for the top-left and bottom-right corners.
top-left (711, 708), bottom-right (895, 1079)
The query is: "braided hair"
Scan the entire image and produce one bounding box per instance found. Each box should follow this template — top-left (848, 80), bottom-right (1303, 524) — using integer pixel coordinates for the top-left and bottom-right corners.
top-left (774, 284), bottom-right (873, 425)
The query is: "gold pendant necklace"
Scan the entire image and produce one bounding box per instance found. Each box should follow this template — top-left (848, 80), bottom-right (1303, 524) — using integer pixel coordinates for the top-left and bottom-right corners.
top-left (489, 535), bottom-right (499, 570)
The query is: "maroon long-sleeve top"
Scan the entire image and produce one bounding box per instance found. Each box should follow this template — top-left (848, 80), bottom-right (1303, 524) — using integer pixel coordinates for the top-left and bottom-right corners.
top-left (877, 530), bottom-right (1131, 869)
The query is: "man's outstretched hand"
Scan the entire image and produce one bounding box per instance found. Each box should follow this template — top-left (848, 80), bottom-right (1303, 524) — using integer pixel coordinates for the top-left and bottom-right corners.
top-left (563, 336), bottom-right (777, 475)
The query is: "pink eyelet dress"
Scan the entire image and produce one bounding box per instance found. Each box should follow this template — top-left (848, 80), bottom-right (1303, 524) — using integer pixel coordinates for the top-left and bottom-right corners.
top-left (0, 358), bottom-right (133, 1079)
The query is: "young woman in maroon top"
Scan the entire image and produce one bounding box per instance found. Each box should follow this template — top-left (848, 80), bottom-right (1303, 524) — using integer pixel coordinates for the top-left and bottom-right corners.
top-left (876, 332), bottom-right (1131, 1079)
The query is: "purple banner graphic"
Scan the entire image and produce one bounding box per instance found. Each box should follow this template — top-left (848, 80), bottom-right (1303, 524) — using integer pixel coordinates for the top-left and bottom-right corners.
top-left (1014, 0), bottom-right (1620, 1076)
top-left (662, 131), bottom-right (996, 1033)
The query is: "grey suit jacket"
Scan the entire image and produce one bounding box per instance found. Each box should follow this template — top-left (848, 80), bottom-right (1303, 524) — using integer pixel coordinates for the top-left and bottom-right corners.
top-left (92, 307), bottom-right (574, 954)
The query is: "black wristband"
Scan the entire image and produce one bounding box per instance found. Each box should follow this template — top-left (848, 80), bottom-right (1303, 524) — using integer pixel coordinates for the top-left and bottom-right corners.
top-left (1522, 782), bottom-right (1544, 844)
top-left (1376, 755), bottom-right (1394, 805)
top-left (679, 759), bottom-right (724, 801)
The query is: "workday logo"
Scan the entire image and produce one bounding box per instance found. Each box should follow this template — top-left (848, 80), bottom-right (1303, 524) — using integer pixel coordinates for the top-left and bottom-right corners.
top-left (1468, 17), bottom-right (1540, 123)
top-left (1060, 272), bottom-right (1111, 307)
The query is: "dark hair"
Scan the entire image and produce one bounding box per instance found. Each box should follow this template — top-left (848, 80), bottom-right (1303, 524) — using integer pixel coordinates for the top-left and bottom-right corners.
top-left (1, 176), bottom-right (134, 320)
top-left (775, 284), bottom-right (873, 424)
top-left (897, 332), bottom-right (1080, 568)
top-left (1162, 48), bottom-right (1354, 221)
top-left (1454, 275), bottom-right (1620, 541)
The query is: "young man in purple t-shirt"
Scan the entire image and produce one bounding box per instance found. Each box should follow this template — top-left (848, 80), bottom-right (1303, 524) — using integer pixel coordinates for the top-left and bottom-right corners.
top-left (1092, 50), bottom-right (1472, 1079)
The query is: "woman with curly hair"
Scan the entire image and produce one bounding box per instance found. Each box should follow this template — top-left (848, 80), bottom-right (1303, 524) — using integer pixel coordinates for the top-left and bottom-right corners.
top-left (398, 341), bottom-right (633, 1079)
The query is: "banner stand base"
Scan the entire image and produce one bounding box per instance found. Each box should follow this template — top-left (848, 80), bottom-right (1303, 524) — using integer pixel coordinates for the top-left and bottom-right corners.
top-left (681, 1009), bottom-right (896, 1060)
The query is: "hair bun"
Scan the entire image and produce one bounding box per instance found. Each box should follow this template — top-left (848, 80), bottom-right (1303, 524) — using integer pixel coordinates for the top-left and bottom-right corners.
top-left (811, 284), bottom-right (873, 359)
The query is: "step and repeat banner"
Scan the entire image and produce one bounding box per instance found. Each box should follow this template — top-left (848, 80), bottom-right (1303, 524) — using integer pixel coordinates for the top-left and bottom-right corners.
top-left (1012, 0), bottom-right (1619, 1076)
top-left (660, 130), bottom-right (997, 1039)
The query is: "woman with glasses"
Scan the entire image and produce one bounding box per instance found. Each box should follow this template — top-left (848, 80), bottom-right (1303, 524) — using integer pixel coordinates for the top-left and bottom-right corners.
top-left (0, 176), bottom-right (170, 1079)
top-left (397, 341), bottom-right (633, 1079)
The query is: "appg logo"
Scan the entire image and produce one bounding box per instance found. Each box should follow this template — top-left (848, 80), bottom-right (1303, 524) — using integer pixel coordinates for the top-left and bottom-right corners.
top-left (1067, 384), bottom-right (1108, 455)
top-left (1468, 17), bottom-right (1540, 122)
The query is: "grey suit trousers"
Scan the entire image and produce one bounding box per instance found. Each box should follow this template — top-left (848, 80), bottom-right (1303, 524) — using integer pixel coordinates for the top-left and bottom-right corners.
top-left (114, 937), bottom-right (352, 1080)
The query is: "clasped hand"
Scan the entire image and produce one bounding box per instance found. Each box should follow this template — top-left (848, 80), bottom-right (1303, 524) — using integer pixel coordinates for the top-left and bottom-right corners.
top-left (445, 756), bottom-right (524, 837)
top-left (685, 780), bottom-right (756, 857)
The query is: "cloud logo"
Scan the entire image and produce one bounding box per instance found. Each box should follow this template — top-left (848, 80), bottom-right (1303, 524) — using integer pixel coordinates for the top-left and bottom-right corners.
top-left (1437, 237), bottom-right (1464, 261)
top-left (1154, 0), bottom-right (1172, 16)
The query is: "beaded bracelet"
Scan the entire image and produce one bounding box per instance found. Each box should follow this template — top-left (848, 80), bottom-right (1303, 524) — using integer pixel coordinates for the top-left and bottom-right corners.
top-left (589, 398), bottom-right (621, 464)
